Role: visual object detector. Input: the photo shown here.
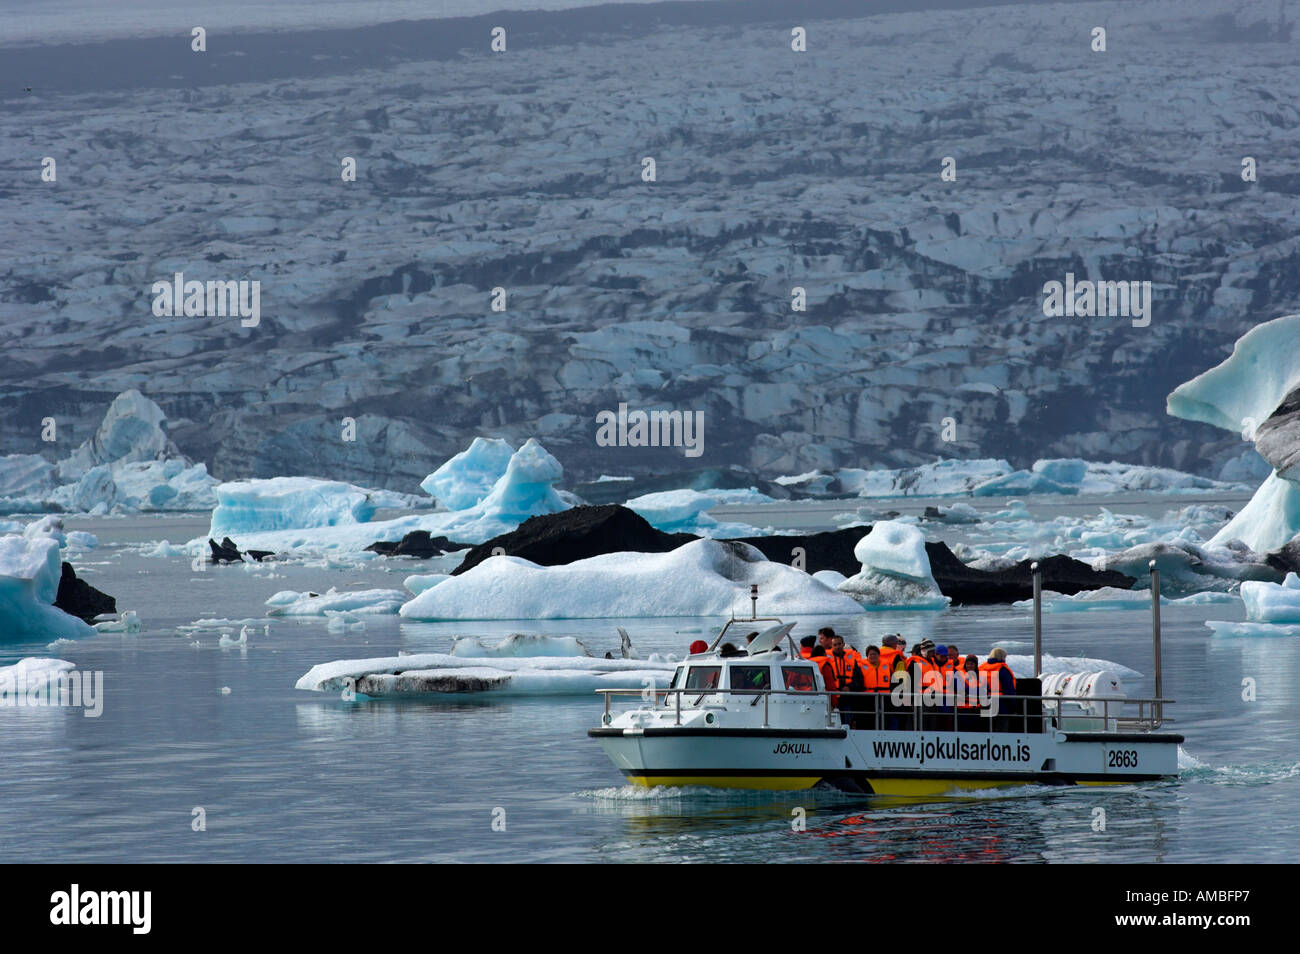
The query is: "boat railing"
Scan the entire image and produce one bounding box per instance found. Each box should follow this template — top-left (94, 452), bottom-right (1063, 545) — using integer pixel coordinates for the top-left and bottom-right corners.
top-left (596, 686), bottom-right (1174, 734)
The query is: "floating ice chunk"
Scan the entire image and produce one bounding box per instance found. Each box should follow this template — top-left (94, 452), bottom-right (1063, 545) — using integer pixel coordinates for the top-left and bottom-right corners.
top-left (925, 502), bottom-right (982, 524)
top-left (1012, 587), bottom-right (1237, 613)
top-left (210, 476), bottom-right (379, 536)
top-left (94, 610), bottom-right (141, 633)
top-left (403, 573), bottom-right (448, 595)
top-left (1241, 573), bottom-right (1300, 622)
top-left (0, 656), bottom-right (77, 693)
top-left (419, 437), bottom-right (515, 509)
top-left (1100, 541), bottom-right (1275, 591)
top-left (852, 521), bottom-right (931, 582)
top-left (0, 535), bottom-right (95, 640)
top-left (266, 588), bottom-right (406, 616)
top-left (141, 540), bottom-right (186, 558)
top-left (295, 651), bottom-right (673, 697)
top-left (325, 613), bottom-right (366, 634)
top-left (449, 633), bottom-right (590, 657)
top-left (399, 539), bottom-right (864, 620)
top-left (838, 521), bottom-right (949, 609)
top-left (625, 489), bottom-right (718, 529)
top-left (66, 531), bottom-right (98, 549)
top-left (1205, 620), bottom-right (1300, 638)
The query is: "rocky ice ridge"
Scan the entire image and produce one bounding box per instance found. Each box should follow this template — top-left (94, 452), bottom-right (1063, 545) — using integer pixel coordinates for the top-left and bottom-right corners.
top-left (3, 0), bottom-right (1298, 488)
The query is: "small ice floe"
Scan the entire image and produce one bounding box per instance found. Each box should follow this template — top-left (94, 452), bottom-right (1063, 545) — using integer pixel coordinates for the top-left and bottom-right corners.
top-left (296, 652), bottom-right (673, 698)
top-left (140, 540), bottom-right (186, 558)
top-left (326, 612), bottom-right (366, 634)
top-left (1206, 620), bottom-right (1300, 637)
top-left (218, 626), bottom-right (250, 648)
top-left (219, 686), bottom-right (232, 695)
top-left (266, 588), bottom-right (405, 617)
top-left (66, 531), bottom-right (98, 549)
top-left (1011, 587), bottom-right (1238, 613)
top-left (93, 610), bottom-right (141, 633)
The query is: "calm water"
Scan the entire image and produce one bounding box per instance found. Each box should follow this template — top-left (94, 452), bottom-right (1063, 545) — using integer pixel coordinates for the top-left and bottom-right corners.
top-left (1, 509), bottom-right (1296, 863)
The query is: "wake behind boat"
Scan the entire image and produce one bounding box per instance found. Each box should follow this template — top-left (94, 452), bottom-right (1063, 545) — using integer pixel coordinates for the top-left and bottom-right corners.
top-left (589, 566), bottom-right (1182, 795)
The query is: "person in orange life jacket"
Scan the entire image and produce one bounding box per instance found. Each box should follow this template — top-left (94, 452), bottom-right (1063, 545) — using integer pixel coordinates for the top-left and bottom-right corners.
top-left (798, 636), bottom-right (816, 659)
top-left (855, 644), bottom-right (888, 729)
top-left (904, 640), bottom-right (934, 705)
top-left (884, 651), bottom-right (912, 730)
top-left (820, 635), bottom-right (863, 713)
top-left (816, 627), bottom-right (836, 656)
top-left (942, 644), bottom-right (960, 675)
top-left (957, 654), bottom-right (982, 731)
top-left (978, 647), bottom-right (1016, 697)
top-left (878, 634), bottom-right (902, 672)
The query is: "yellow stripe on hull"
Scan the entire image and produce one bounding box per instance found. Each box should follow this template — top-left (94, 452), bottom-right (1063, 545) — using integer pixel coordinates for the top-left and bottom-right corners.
top-left (627, 776), bottom-right (1134, 794)
top-left (626, 775), bottom-right (822, 790)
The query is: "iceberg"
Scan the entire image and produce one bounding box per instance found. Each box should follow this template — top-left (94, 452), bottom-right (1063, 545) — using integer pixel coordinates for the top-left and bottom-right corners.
top-left (210, 476), bottom-right (379, 537)
top-left (1167, 315), bottom-right (1300, 552)
top-left (419, 437), bottom-right (515, 509)
top-left (1240, 573), bottom-right (1300, 623)
top-left (265, 588), bottom-right (406, 616)
top-left (0, 657), bottom-right (77, 693)
top-left (295, 651), bottom-right (673, 697)
top-left (0, 535), bottom-right (96, 641)
top-left (623, 488), bottom-right (762, 536)
top-left (403, 573), bottom-right (448, 595)
top-left (57, 389), bottom-right (172, 480)
top-left (838, 520), bottom-right (950, 609)
top-left (0, 454), bottom-right (57, 500)
top-left (399, 538), bottom-right (865, 620)
top-left (1205, 620), bottom-right (1300, 638)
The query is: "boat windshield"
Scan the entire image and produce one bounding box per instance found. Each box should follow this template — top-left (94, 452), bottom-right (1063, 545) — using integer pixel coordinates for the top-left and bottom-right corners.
top-left (729, 666), bottom-right (771, 691)
top-left (684, 666), bottom-right (721, 691)
top-left (782, 666), bottom-right (817, 691)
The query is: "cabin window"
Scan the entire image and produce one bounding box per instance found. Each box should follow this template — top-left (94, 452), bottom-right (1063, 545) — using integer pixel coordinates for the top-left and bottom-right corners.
top-left (668, 667), bottom-right (683, 690)
top-left (730, 666), bottom-right (770, 692)
top-left (782, 666), bottom-right (816, 692)
top-left (684, 666), bottom-right (721, 691)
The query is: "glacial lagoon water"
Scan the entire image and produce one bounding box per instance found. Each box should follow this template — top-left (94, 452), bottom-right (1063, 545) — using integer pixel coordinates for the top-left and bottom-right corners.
top-left (1, 505), bottom-right (1297, 863)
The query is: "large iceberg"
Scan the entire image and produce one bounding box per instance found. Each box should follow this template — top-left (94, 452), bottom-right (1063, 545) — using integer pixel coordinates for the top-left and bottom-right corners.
top-left (1168, 315), bottom-right (1300, 552)
top-left (419, 437), bottom-right (515, 509)
top-left (209, 477), bottom-right (379, 537)
top-left (838, 520), bottom-right (950, 609)
top-left (0, 390), bottom-right (218, 514)
top-left (399, 538), bottom-right (864, 620)
top-left (265, 588), bottom-right (407, 616)
top-left (0, 535), bottom-right (96, 641)
top-left (196, 437), bottom-right (576, 553)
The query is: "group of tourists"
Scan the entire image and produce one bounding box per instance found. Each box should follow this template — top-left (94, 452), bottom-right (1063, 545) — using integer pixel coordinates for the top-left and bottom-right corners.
top-left (799, 627), bottom-right (1018, 731)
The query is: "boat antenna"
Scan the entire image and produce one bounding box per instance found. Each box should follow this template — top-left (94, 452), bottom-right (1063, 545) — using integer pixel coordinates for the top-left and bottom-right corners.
top-left (1032, 561), bottom-right (1042, 677)
top-left (750, 584), bottom-right (759, 620)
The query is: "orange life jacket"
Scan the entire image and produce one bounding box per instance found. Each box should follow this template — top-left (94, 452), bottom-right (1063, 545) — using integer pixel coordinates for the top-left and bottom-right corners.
top-left (978, 661), bottom-right (1013, 697)
top-left (799, 646), bottom-right (813, 659)
top-left (861, 661), bottom-right (891, 692)
top-left (824, 652), bottom-right (859, 691)
top-left (879, 646), bottom-right (900, 671)
top-left (958, 669), bottom-right (981, 708)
